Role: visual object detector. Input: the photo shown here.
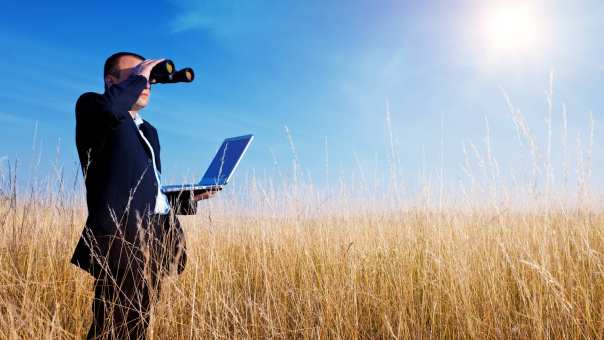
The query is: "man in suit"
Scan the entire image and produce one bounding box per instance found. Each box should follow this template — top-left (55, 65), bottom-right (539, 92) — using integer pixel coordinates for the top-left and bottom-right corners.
top-left (72, 52), bottom-right (215, 339)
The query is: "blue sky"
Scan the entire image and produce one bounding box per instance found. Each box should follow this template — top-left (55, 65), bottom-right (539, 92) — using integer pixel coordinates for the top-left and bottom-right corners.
top-left (1, 0), bottom-right (603, 192)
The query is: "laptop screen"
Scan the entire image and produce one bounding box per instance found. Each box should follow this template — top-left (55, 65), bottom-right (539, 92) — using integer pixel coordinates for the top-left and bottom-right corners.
top-left (199, 134), bottom-right (253, 186)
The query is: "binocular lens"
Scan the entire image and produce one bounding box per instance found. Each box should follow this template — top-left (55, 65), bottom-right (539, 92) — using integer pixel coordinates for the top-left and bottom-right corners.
top-left (149, 59), bottom-right (195, 84)
top-left (173, 68), bottom-right (195, 83)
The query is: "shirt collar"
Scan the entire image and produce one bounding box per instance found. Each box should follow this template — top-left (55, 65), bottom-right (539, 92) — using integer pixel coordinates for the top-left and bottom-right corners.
top-left (132, 111), bottom-right (144, 128)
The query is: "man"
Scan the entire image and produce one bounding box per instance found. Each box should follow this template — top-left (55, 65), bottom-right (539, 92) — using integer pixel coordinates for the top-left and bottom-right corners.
top-left (71, 52), bottom-right (214, 339)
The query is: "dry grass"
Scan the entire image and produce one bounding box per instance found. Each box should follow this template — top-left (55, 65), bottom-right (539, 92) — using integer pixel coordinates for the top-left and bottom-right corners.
top-left (1, 186), bottom-right (604, 339)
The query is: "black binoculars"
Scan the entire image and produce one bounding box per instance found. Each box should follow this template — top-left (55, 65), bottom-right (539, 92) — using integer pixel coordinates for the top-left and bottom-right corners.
top-left (149, 59), bottom-right (195, 84)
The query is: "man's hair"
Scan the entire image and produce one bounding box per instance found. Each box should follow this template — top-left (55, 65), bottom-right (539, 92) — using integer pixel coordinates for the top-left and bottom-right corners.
top-left (103, 51), bottom-right (145, 80)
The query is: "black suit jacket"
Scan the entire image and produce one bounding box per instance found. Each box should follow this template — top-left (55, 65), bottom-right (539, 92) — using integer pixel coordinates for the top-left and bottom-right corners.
top-left (71, 74), bottom-right (194, 277)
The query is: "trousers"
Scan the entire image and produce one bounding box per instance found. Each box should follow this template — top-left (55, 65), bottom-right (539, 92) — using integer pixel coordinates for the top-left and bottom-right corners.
top-left (86, 212), bottom-right (186, 339)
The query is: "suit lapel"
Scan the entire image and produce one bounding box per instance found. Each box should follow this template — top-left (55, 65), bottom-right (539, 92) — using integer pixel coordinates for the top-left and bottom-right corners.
top-left (129, 119), bottom-right (152, 161)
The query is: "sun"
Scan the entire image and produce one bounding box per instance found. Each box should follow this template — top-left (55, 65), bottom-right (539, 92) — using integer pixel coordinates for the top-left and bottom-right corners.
top-left (480, 2), bottom-right (546, 58)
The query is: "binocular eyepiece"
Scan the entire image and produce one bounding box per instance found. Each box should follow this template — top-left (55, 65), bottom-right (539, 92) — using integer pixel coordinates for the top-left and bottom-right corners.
top-left (149, 59), bottom-right (195, 84)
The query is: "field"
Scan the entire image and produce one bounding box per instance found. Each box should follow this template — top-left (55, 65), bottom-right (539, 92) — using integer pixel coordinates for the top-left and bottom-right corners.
top-left (1, 102), bottom-right (603, 339)
top-left (1, 175), bottom-right (603, 339)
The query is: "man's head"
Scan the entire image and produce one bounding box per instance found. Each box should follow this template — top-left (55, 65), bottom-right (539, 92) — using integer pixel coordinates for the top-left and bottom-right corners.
top-left (104, 52), bottom-right (151, 112)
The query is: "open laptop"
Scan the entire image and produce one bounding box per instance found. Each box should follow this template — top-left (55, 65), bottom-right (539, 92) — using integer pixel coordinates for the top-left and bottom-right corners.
top-left (161, 134), bottom-right (254, 195)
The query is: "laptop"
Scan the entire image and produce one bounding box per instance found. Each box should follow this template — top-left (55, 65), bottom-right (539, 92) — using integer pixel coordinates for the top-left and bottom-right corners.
top-left (161, 134), bottom-right (254, 195)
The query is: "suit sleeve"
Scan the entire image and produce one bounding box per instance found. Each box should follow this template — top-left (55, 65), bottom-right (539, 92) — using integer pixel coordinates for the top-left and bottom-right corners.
top-left (165, 191), bottom-right (198, 215)
top-left (75, 75), bottom-right (148, 153)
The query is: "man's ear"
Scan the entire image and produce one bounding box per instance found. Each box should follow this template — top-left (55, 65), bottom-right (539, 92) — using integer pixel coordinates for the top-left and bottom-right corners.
top-left (104, 75), bottom-right (116, 88)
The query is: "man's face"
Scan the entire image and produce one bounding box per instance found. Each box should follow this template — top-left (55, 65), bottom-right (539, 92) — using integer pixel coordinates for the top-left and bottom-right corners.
top-left (105, 55), bottom-right (151, 111)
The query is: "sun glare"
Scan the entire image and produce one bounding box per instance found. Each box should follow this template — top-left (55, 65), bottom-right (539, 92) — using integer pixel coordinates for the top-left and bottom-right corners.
top-left (480, 2), bottom-right (546, 58)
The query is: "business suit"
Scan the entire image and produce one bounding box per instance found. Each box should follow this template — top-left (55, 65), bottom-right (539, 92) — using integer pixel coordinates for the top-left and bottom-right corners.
top-left (72, 73), bottom-right (194, 339)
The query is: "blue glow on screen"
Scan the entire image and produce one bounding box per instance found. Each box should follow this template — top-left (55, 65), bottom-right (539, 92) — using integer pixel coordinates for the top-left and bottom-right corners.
top-left (199, 136), bottom-right (252, 186)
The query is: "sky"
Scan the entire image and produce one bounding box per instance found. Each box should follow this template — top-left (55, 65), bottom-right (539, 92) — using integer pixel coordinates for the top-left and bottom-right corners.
top-left (0, 0), bottom-right (603, 194)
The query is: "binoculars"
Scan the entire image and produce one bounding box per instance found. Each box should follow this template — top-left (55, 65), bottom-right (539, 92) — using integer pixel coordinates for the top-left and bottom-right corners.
top-left (149, 59), bottom-right (195, 84)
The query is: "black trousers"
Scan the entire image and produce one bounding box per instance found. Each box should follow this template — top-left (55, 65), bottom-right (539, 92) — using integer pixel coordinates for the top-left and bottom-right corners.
top-left (86, 212), bottom-right (186, 340)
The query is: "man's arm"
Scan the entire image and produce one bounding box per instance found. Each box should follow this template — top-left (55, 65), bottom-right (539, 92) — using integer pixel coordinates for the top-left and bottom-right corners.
top-left (76, 59), bottom-right (165, 153)
top-left (165, 189), bottom-right (220, 215)
top-left (101, 74), bottom-right (148, 124)
top-left (75, 75), bottom-right (148, 153)
top-left (166, 191), bottom-right (198, 215)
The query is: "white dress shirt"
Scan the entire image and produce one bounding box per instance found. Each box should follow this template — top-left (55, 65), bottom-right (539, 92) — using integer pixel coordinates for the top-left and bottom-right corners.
top-left (132, 113), bottom-right (170, 215)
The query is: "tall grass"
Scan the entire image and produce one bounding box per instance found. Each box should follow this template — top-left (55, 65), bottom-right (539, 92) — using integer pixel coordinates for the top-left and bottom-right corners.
top-left (1, 86), bottom-right (603, 339)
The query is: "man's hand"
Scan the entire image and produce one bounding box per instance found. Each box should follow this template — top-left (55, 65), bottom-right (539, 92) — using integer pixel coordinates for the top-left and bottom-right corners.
top-left (131, 59), bottom-right (166, 81)
top-left (193, 189), bottom-right (221, 202)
